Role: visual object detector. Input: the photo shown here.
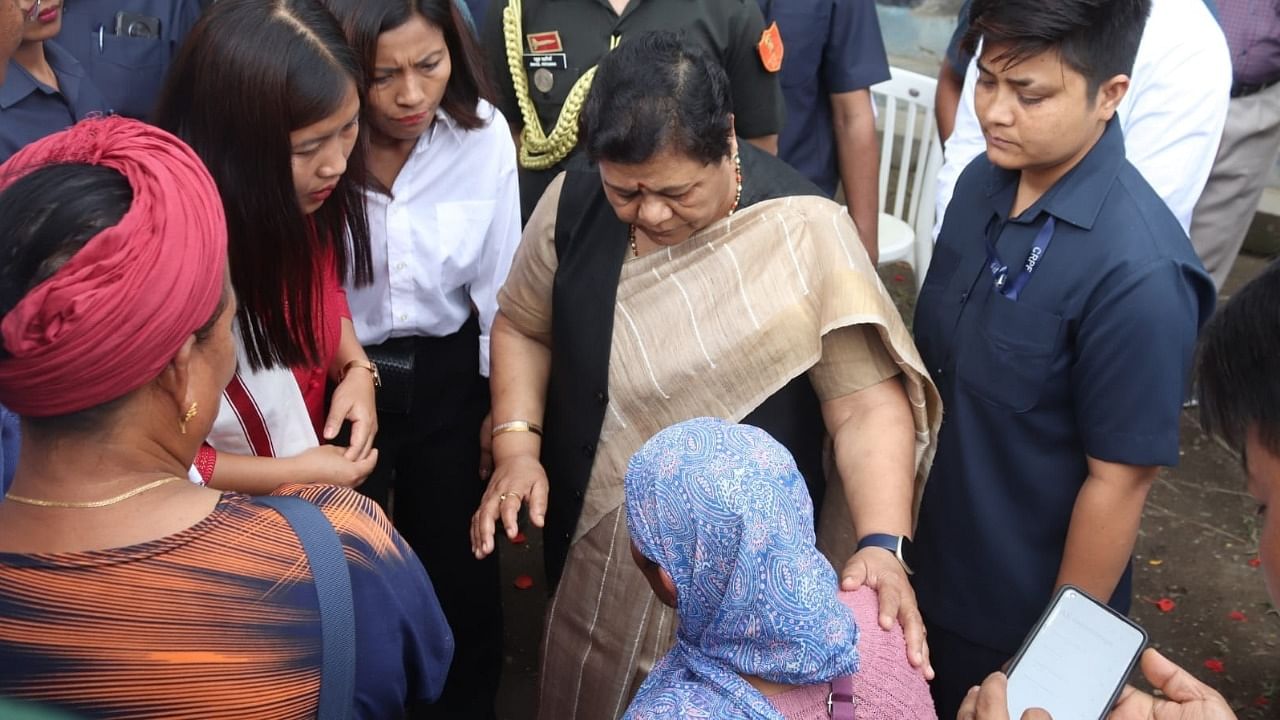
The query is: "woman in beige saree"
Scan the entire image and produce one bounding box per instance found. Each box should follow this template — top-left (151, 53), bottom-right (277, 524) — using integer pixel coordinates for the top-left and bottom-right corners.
top-left (470, 31), bottom-right (942, 720)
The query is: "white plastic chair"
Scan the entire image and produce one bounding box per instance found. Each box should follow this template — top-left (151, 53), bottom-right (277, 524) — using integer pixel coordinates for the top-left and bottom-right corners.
top-left (871, 67), bottom-right (945, 289)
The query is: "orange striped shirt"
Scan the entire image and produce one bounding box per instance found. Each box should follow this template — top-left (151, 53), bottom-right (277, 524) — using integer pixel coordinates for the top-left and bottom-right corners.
top-left (0, 484), bottom-right (453, 718)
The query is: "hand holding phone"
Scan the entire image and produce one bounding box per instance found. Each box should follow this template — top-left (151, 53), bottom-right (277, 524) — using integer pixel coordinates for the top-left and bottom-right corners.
top-left (958, 673), bottom-right (1052, 720)
top-left (1108, 649), bottom-right (1237, 720)
top-left (1005, 585), bottom-right (1147, 720)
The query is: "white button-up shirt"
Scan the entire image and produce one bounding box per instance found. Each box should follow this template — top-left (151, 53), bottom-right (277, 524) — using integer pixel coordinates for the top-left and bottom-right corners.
top-left (347, 100), bottom-right (520, 377)
top-left (934, 0), bottom-right (1231, 239)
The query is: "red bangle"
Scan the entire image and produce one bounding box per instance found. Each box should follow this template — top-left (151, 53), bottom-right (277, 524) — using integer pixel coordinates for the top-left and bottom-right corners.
top-left (195, 444), bottom-right (217, 485)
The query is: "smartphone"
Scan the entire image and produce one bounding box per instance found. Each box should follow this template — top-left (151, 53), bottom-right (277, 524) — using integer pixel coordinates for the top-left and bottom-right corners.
top-left (113, 11), bottom-right (161, 39)
top-left (1006, 585), bottom-right (1148, 720)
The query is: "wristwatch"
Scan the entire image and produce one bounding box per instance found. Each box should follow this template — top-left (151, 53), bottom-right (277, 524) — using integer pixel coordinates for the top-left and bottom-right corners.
top-left (856, 533), bottom-right (915, 575)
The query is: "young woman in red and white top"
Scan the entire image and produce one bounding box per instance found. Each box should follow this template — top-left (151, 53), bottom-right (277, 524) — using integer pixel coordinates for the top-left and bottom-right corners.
top-left (155, 0), bottom-right (381, 492)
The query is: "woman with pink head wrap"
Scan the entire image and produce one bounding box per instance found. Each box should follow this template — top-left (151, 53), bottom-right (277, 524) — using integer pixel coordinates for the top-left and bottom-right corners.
top-left (0, 116), bottom-right (453, 718)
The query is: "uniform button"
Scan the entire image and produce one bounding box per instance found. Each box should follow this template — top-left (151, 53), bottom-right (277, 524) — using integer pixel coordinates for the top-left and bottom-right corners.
top-left (562, 532), bottom-right (571, 541)
top-left (935, 367), bottom-right (945, 376)
top-left (596, 391), bottom-right (608, 405)
top-left (574, 489), bottom-right (584, 500)
top-left (581, 443), bottom-right (595, 457)
top-left (960, 292), bottom-right (968, 302)
top-left (399, 314), bottom-right (408, 322)
top-left (395, 262), bottom-right (406, 271)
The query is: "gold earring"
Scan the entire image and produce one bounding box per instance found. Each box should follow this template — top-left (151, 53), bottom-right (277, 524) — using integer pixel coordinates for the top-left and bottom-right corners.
top-left (180, 402), bottom-right (199, 435)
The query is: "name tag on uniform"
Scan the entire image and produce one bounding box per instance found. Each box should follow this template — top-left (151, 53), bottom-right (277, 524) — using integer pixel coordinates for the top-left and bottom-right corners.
top-left (524, 53), bottom-right (568, 70)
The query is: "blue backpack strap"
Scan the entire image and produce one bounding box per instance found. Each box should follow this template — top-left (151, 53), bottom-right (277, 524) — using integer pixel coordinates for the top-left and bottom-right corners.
top-left (256, 495), bottom-right (356, 720)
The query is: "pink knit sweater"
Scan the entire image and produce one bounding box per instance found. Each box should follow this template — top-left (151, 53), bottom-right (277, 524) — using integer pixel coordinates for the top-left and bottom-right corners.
top-left (766, 588), bottom-right (938, 719)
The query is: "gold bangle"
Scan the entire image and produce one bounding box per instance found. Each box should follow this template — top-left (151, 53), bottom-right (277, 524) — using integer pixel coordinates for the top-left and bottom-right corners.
top-left (340, 360), bottom-right (381, 388)
top-left (492, 420), bottom-right (543, 437)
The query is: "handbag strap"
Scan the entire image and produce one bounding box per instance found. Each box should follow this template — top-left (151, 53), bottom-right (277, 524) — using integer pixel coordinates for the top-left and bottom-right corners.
top-left (256, 496), bottom-right (356, 720)
top-left (828, 674), bottom-right (856, 720)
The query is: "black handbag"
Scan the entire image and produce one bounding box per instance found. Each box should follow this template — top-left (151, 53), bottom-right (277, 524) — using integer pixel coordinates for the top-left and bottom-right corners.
top-left (364, 337), bottom-right (416, 416)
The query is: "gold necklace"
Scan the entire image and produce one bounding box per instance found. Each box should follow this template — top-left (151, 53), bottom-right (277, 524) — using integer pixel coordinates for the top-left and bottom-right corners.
top-left (4, 476), bottom-right (182, 508)
top-left (631, 151), bottom-right (744, 258)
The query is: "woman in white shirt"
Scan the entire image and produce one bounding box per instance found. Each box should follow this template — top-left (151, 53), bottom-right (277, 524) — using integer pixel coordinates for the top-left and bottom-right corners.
top-left (322, 1), bottom-right (520, 717)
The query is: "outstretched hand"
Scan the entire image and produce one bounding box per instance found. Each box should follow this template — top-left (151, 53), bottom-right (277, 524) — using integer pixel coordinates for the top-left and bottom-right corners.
top-left (470, 454), bottom-right (549, 559)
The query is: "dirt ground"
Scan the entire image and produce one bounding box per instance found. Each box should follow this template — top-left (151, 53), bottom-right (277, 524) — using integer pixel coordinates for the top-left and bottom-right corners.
top-left (490, 253), bottom-right (1280, 720)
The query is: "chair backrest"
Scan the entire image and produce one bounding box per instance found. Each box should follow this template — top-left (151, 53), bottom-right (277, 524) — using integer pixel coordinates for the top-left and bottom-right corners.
top-left (871, 67), bottom-right (945, 286)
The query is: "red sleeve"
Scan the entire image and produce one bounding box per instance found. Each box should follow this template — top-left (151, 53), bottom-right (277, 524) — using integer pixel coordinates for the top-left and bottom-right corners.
top-left (324, 256), bottom-right (351, 321)
top-left (194, 444), bottom-right (217, 484)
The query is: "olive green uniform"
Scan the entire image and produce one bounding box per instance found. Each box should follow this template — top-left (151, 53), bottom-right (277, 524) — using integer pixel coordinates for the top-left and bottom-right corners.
top-left (482, 0), bottom-right (786, 219)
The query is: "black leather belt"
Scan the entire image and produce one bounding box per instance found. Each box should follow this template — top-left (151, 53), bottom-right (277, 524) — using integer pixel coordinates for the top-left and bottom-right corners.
top-left (1231, 76), bottom-right (1280, 98)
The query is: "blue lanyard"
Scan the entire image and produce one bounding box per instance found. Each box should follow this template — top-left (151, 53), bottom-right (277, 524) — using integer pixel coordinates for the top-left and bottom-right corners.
top-left (985, 216), bottom-right (1055, 301)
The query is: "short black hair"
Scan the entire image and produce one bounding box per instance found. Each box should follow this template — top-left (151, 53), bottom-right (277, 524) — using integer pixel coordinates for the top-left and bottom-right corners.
top-left (581, 31), bottom-right (732, 166)
top-left (1197, 260), bottom-right (1280, 459)
top-left (964, 0), bottom-right (1152, 96)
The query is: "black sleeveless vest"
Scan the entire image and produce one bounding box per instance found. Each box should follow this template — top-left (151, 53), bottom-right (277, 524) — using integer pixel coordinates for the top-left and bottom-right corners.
top-left (541, 144), bottom-right (827, 588)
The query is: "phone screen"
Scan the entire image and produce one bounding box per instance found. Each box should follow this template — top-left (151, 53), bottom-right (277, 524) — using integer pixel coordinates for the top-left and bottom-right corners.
top-left (1006, 585), bottom-right (1147, 720)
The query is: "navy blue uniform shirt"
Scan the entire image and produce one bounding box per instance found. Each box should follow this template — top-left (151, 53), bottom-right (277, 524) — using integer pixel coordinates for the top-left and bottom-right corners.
top-left (760, 0), bottom-right (890, 196)
top-left (55, 1), bottom-right (202, 120)
top-left (911, 119), bottom-right (1215, 654)
top-left (0, 41), bottom-right (110, 163)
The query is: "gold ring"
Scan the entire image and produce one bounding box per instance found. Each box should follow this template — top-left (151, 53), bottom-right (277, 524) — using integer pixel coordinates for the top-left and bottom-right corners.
top-left (499, 492), bottom-right (513, 503)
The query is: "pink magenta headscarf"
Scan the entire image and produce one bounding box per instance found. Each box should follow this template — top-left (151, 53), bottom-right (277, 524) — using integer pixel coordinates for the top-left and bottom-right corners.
top-left (0, 116), bottom-right (228, 417)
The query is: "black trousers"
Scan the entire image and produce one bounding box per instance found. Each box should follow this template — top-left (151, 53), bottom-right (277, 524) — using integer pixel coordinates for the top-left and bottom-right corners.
top-left (361, 318), bottom-right (501, 720)
top-left (924, 616), bottom-right (1011, 720)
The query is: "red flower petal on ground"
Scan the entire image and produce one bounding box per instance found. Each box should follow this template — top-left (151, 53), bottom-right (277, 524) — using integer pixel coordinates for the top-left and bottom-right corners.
top-left (1248, 557), bottom-right (1262, 568)
top-left (1228, 610), bottom-right (1247, 622)
top-left (513, 575), bottom-right (534, 590)
top-left (1154, 597), bottom-right (1176, 613)
top-left (512, 531), bottom-right (527, 545)
top-left (893, 274), bottom-right (906, 283)
top-left (1254, 696), bottom-right (1271, 708)
top-left (1203, 659), bottom-right (1224, 673)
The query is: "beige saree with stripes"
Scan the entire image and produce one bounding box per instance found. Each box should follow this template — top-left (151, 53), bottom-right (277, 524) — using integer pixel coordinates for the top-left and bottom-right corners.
top-left (498, 179), bottom-right (942, 720)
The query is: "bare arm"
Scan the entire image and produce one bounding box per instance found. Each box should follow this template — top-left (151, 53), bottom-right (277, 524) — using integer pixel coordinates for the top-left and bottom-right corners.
top-left (823, 375), bottom-right (931, 677)
top-left (206, 445), bottom-right (379, 494)
top-left (470, 311), bottom-right (552, 558)
top-left (824, 376), bottom-right (915, 545)
top-left (1056, 456), bottom-right (1158, 600)
top-left (744, 134), bottom-right (779, 156)
top-left (935, 60), bottom-right (965, 143)
top-left (831, 88), bottom-right (880, 264)
top-left (206, 452), bottom-right (303, 495)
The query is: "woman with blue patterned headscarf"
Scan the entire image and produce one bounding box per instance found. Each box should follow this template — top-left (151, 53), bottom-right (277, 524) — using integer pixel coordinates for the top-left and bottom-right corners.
top-left (623, 417), bottom-right (936, 719)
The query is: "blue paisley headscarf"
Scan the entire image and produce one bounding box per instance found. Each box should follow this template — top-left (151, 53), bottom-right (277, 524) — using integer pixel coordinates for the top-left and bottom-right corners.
top-left (623, 417), bottom-right (860, 720)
